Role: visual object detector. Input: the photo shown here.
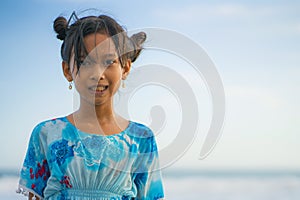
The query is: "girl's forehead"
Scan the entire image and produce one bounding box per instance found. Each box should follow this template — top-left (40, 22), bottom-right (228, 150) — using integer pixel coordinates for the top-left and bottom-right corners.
top-left (83, 33), bottom-right (117, 56)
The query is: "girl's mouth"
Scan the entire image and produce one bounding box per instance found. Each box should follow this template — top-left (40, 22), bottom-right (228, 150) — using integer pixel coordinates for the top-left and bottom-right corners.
top-left (89, 85), bottom-right (109, 95)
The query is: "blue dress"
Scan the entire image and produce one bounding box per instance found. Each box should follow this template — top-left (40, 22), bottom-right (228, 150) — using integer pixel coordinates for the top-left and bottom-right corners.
top-left (17, 116), bottom-right (164, 200)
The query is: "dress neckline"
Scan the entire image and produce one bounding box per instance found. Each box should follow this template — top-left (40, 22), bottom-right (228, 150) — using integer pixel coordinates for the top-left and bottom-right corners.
top-left (62, 116), bottom-right (132, 137)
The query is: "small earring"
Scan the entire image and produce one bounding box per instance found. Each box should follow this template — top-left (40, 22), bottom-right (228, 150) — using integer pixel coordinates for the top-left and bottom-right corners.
top-left (69, 81), bottom-right (73, 90)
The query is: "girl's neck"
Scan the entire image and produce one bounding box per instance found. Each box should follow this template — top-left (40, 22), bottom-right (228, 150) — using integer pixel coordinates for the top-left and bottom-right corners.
top-left (75, 98), bottom-right (116, 123)
top-left (67, 97), bottom-right (129, 135)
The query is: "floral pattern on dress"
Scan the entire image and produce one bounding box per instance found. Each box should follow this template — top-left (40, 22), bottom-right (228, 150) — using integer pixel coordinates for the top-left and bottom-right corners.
top-left (50, 139), bottom-right (74, 166)
top-left (28, 159), bottom-right (50, 195)
top-left (24, 142), bottom-right (37, 167)
top-left (60, 175), bottom-right (72, 188)
top-left (17, 117), bottom-right (164, 199)
top-left (74, 135), bottom-right (108, 169)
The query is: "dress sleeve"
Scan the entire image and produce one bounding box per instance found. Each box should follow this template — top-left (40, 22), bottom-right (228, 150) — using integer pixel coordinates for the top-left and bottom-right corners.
top-left (17, 124), bottom-right (50, 199)
top-left (133, 129), bottom-right (165, 200)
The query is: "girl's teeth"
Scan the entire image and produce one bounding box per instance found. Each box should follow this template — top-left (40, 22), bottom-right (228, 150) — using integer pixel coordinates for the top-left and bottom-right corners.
top-left (95, 86), bottom-right (107, 91)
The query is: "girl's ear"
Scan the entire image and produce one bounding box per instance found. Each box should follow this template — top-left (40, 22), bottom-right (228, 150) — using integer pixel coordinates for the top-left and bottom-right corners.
top-left (62, 61), bottom-right (73, 81)
top-left (122, 59), bottom-right (132, 80)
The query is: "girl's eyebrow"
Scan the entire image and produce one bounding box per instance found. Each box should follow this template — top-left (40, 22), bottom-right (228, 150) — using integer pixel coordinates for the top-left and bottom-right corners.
top-left (79, 55), bottom-right (90, 61)
top-left (102, 53), bottom-right (117, 58)
top-left (83, 53), bottom-right (117, 63)
top-left (85, 52), bottom-right (118, 60)
top-left (80, 55), bottom-right (96, 63)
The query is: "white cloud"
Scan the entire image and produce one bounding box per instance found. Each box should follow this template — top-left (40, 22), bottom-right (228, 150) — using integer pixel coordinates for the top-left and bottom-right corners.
top-left (296, 23), bottom-right (300, 34)
top-left (152, 3), bottom-right (273, 22)
top-left (226, 85), bottom-right (284, 109)
top-left (74, 0), bottom-right (100, 1)
top-left (215, 4), bottom-right (247, 17)
top-left (151, 3), bottom-right (300, 34)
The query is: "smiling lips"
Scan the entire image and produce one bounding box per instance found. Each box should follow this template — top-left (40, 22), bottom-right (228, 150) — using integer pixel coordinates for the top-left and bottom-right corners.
top-left (89, 85), bottom-right (109, 95)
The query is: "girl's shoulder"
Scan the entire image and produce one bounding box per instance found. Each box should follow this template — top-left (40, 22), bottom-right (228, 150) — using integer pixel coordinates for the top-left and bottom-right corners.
top-left (33, 116), bottom-right (68, 130)
top-left (128, 121), bottom-right (159, 152)
top-left (30, 116), bottom-right (69, 138)
top-left (127, 120), bottom-right (155, 138)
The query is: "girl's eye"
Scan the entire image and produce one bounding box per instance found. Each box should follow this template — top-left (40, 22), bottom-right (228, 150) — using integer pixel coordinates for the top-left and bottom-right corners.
top-left (79, 60), bottom-right (92, 67)
top-left (104, 59), bottom-right (116, 66)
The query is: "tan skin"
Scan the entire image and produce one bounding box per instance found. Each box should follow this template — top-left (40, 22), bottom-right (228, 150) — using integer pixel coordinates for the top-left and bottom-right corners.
top-left (28, 33), bottom-right (131, 200)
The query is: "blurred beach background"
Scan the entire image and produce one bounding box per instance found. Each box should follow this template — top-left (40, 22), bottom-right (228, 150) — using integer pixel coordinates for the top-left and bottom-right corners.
top-left (2, 169), bottom-right (300, 199)
top-left (1, 0), bottom-right (299, 199)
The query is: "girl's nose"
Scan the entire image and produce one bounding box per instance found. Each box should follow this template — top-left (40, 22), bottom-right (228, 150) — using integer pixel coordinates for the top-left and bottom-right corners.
top-left (89, 64), bottom-right (106, 81)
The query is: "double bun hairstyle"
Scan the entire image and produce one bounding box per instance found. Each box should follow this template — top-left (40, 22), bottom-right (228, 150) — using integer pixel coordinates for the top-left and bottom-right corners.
top-left (53, 12), bottom-right (146, 73)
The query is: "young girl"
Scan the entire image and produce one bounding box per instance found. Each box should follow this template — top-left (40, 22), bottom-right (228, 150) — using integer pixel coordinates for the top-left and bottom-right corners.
top-left (17, 11), bottom-right (165, 200)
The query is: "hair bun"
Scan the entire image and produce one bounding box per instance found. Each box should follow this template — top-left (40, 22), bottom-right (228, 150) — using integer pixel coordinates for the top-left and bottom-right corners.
top-left (131, 31), bottom-right (146, 47)
top-left (53, 16), bottom-right (68, 40)
top-left (129, 31), bottom-right (147, 62)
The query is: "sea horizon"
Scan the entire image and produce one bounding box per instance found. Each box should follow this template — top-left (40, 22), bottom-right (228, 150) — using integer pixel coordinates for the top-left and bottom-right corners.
top-left (2, 168), bottom-right (300, 199)
top-left (2, 167), bottom-right (300, 178)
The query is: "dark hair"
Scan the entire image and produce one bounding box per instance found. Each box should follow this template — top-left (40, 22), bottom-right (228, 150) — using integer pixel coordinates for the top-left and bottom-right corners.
top-left (53, 13), bottom-right (146, 73)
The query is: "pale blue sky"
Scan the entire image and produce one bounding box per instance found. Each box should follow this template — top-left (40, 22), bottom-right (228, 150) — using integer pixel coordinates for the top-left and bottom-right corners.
top-left (0, 0), bottom-right (299, 171)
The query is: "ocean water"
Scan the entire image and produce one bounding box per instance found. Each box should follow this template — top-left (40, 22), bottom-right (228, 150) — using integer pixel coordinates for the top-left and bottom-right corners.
top-left (1, 170), bottom-right (300, 200)
top-left (162, 170), bottom-right (300, 200)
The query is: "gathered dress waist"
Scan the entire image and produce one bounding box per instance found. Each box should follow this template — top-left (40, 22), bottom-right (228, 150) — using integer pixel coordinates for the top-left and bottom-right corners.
top-left (49, 188), bottom-right (130, 200)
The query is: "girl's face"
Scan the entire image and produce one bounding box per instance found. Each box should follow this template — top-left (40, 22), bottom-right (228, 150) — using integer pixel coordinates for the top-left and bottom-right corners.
top-left (63, 33), bottom-right (131, 106)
